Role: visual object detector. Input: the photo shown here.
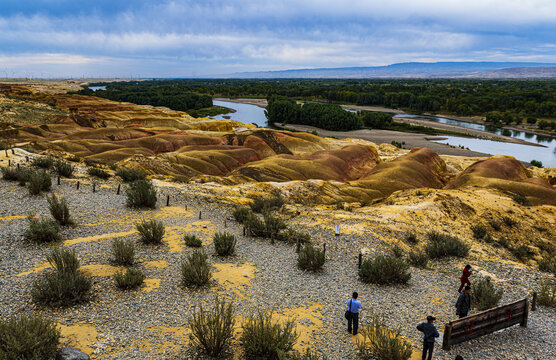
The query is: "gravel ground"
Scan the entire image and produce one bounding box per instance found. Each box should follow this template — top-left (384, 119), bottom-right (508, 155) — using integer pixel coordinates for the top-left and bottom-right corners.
top-left (0, 173), bottom-right (554, 360)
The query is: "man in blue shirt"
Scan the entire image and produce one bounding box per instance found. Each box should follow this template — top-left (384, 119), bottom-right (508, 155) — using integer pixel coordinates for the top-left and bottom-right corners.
top-left (417, 315), bottom-right (440, 360)
top-left (346, 291), bottom-right (362, 335)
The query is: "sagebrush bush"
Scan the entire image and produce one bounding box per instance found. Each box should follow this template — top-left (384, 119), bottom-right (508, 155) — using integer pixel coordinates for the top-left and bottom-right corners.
top-left (87, 167), bottom-right (111, 179)
top-left (232, 206), bottom-right (250, 223)
top-left (537, 281), bottom-right (556, 307)
top-left (425, 231), bottom-right (470, 259)
top-left (472, 277), bottom-right (504, 311)
top-left (489, 220), bottom-right (501, 231)
top-left (291, 349), bottom-right (327, 360)
top-left (31, 156), bottom-right (54, 169)
top-left (47, 193), bottom-right (74, 226)
top-left (263, 211), bottom-right (287, 238)
top-left (243, 211), bottom-right (287, 239)
top-left (47, 247), bottom-right (79, 274)
top-left (241, 311), bottom-right (298, 360)
top-left (112, 239), bottom-right (135, 266)
top-left (244, 212), bottom-right (267, 236)
top-left (356, 317), bottom-right (413, 360)
top-left (126, 180), bottom-right (157, 208)
top-left (404, 232), bottom-right (418, 244)
top-left (407, 251), bottom-right (428, 268)
top-left (470, 224), bottom-right (487, 239)
top-left (359, 256), bottom-right (411, 285)
top-left (1, 166), bottom-right (21, 181)
top-left (181, 250), bottom-right (212, 287)
top-left (276, 228), bottom-right (311, 244)
top-left (297, 244), bottom-right (325, 271)
top-left (538, 254), bottom-right (556, 275)
top-left (250, 195), bottom-right (284, 213)
top-left (512, 194), bottom-right (531, 206)
top-left (116, 167), bottom-right (147, 182)
top-left (214, 232), bottom-right (236, 256)
top-left (189, 298), bottom-right (235, 357)
top-left (184, 234), bottom-right (203, 248)
top-left (391, 245), bottom-right (404, 258)
top-left (136, 219), bottom-right (165, 245)
top-left (53, 159), bottom-right (74, 177)
top-left (0, 140), bottom-right (8, 150)
top-left (31, 271), bottom-right (92, 307)
top-left (511, 244), bottom-right (534, 261)
top-left (0, 315), bottom-right (60, 360)
top-left (27, 170), bottom-right (51, 195)
top-left (24, 217), bottom-right (61, 243)
top-left (502, 216), bottom-right (517, 227)
top-left (114, 268), bottom-right (145, 290)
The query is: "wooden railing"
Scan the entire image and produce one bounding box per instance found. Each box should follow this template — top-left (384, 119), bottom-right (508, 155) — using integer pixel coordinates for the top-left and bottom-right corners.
top-left (442, 298), bottom-right (529, 350)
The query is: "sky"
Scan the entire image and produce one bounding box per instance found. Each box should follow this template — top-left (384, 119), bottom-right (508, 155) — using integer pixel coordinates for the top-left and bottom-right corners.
top-left (0, 0), bottom-right (555, 78)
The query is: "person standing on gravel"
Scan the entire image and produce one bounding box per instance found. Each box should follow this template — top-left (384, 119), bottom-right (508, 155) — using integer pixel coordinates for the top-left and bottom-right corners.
top-left (417, 315), bottom-right (439, 360)
top-left (346, 292), bottom-right (362, 335)
top-left (456, 286), bottom-right (472, 318)
top-left (457, 265), bottom-right (473, 293)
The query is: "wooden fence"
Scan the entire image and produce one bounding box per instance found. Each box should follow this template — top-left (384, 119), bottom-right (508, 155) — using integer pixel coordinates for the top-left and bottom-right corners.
top-left (442, 297), bottom-right (529, 350)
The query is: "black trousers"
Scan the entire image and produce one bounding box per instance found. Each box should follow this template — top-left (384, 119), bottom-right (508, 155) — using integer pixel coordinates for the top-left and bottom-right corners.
top-left (347, 312), bottom-right (359, 334)
top-left (422, 341), bottom-right (434, 360)
top-left (459, 312), bottom-right (468, 318)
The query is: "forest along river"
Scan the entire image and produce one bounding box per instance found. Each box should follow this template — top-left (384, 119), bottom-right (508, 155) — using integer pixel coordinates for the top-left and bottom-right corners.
top-left (213, 100), bottom-right (556, 167)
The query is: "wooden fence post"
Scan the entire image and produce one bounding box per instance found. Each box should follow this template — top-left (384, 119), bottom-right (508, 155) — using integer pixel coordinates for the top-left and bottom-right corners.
top-left (442, 323), bottom-right (453, 351)
top-left (243, 226), bottom-right (246, 236)
top-left (117, 184), bottom-right (121, 195)
top-left (8, 159), bottom-right (10, 166)
top-left (26, 155), bottom-right (29, 162)
top-left (199, 211), bottom-right (202, 219)
top-left (11, 149), bottom-right (14, 154)
top-left (77, 181), bottom-right (80, 190)
top-left (166, 195), bottom-right (170, 206)
top-left (224, 220), bottom-right (227, 228)
top-left (4, 150), bottom-right (7, 156)
top-left (17, 163), bottom-right (20, 170)
top-left (521, 299), bottom-right (529, 328)
top-left (57, 176), bottom-right (60, 185)
top-left (92, 183), bottom-right (96, 193)
top-left (296, 239), bottom-right (301, 253)
top-left (323, 243), bottom-right (326, 256)
top-left (532, 292), bottom-right (537, 311)
top-left (358, 253), bottom-right (362, 268)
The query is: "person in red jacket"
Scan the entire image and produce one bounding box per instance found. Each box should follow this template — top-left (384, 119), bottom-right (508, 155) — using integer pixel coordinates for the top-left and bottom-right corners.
top-left (458, 265), bottom-right (472, 293)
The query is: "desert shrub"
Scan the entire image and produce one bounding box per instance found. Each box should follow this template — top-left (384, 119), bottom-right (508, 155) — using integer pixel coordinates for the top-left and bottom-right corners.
top-left (126, 180), bottom-right (157, 208)
top-left (67, 156), bottom-right (81, 162)
top-left (112, 239), bottom-right (135, 266)
top-left (276, 228), bottom-right (311, 244)
top-left (114, 268), bottom-right (145, 290)
top-left (425, 231), bottom-right (470, 259)
top-left (0, 315), bottom-right (60, 360)
top-left (391, 245), bottom-right (404, 258)
top-left (27, 170), bottom-right (51, 195)
top-left (538, 254), bottom-right (556, 275)
top-left (470, 224), bottom-right (487, 239)
top-left (232, 206), bottom-right (250, 223)
top-left (404, 232), bottom-right (418, 244)
top-left (472, 277), bottom-right (504, 311)
top-left (250, 195), bottom-right (284, 213)
top-left (181, 250), bottom-right (212, 287)
top-left (512, 194), bottom-right (531, 206)
top-left (184, 234), bottom-right (202, 248)
top-left (489, 220), bottom-right (501, 231)
top-left (407, 251), bottom-right (428, 268)
top-left (31, 156), bottom-right (54, 169)
top-left (359, 256), bottom-right (411, 285)
top-left (31, 270), bottom-right (92, 307)
top-left (116, 167), bottom-right (146, 182)
top-left (502, 216), bottom-right (517, 227)
top-left (530, 159), bottom-right (543, 167)
top-left (87, 167), bottom-right (110, 179)
top-left (0, 141), bottom-right (9, 150)
top-left (53, 159), bottom-right (74, 177)
top-left (290, 349), bottom-right (327, 360)
top-left (83, 159), bottom-right (100, 167)
top-left (537, 281), bottom-right (556, 307)
top-left (263, 211), bottom-right (287, 238)
top-left (47, 193), bottom-right (74, 226)
top-left (511, 244), bottom-right (534, 261)
top-left (189, 298), bottom-right (235, 357)
top-left (1, 166), bottom-right (21, 181)
top-left (136, 219), bottom-right (165, 245)
top-left (241, 311), bottom-right (298, 360)
top-left (24, 217), bottom-right (61, 243)
top-left (297, 244), bottom-right (325, 271)
top-left (46, 247), bottom-right (79, 274)
top-left (213, 232), bottom-right (236, 256)
top-left (244, 212), bottom-right (267, 236)
top-left (356, 316), bottom-right (413, 360)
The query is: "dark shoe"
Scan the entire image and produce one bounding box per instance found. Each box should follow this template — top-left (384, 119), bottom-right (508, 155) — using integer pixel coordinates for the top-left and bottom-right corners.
top-left (353, 332), bottom-right (358, 335)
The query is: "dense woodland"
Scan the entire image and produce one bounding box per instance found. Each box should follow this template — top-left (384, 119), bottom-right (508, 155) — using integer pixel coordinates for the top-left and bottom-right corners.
top-left (76, 83), bottom-right (212, 113)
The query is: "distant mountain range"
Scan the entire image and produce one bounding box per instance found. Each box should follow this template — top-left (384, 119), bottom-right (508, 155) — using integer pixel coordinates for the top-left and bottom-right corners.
top-left (218, 62), bottom-right (556, 79)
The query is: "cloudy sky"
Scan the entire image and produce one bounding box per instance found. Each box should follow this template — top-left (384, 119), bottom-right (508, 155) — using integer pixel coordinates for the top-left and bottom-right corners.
top-left (1, 0), bottom-right (555, 77)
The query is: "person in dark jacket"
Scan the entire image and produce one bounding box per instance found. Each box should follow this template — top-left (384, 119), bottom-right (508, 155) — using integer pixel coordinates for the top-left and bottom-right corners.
top-left (456, 286), bottom-right (472, 318)
top-left (346, 292), bottom-right (362, 335)
top-left (417, 315), bottom-right (440, 360)
top-left (458, 265), bottom-right (473, 293)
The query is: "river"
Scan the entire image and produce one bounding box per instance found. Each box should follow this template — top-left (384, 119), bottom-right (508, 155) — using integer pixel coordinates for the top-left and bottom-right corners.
top-left (212, 100), bottom-right (556, 167)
